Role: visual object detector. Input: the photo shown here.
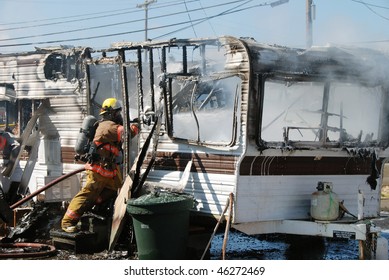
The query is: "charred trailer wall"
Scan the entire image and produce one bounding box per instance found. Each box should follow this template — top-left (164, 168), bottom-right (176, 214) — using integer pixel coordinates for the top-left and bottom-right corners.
top-left (0, 48), bottom-right (89, 199)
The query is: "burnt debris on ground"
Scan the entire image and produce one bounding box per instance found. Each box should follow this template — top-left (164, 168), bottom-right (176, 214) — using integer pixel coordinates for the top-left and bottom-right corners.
top-left (0, 201), bottom-right (137, 260)
top-left (1, 199), bottom-right (389, 260)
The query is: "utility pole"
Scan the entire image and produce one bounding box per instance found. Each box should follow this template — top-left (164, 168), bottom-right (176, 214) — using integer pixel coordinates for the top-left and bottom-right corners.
top-left (137, 0), bottom-right (156, 61)
top-left (306, 0), bottom-right (313, 49)
top-left (137, 0), bottom-right (157, 42)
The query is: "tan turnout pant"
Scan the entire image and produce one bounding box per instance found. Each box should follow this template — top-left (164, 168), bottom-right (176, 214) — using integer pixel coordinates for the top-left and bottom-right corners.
top-left (61, 169), bottom-right (122, 228)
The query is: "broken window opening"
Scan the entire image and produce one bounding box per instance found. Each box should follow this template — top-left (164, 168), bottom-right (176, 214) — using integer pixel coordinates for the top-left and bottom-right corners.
top-left (140, 49), bottom-right (157, 116)
top-left (159, 42), bottom-right (241, 146)
top-left (260, 77), bottom-right (383, 149)
top-left (44, 53), bottom-right (80, 82)
top-left (0, 99), bottom-right (40, 137)
top-left (162, 44), bottom-right (225, 76)
top-left (0, 99), bottom-right (41, 162)
top-left (87, 63), bottom-right (123, 117)
top-left (123, 64), bottom-right (140, 121)
top-left (0, 100), bottom-right (17, 134)
top-left (169, 75), bottom-right (241, 145)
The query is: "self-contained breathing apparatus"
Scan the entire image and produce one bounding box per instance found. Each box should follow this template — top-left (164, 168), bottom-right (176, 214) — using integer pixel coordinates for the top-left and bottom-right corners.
top-left (74, 116), bottom-right (118, 165)
top-left (74, 115), bottom-right (99, 163)
top-left (75, 98), bottom-right (123, 163)
top-left (74, 98), bottom-right (137, 165)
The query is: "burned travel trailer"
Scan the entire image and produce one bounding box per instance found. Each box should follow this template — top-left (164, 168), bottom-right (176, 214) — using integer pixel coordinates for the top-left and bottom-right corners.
top-left (98, 36), bottom-right (389, 259)
top-left (1, 35), bottom-right (389, 259)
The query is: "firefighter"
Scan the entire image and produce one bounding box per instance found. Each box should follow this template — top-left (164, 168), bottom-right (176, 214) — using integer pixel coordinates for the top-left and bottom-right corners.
top-left (61, 98), bottom-right (139, 233)
top-left (0, 129), bottom-right (20, 175)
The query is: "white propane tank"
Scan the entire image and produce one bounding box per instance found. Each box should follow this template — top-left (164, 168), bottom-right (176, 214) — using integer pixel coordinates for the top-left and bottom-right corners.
top-left (310, 182), bottom-right (339, 221)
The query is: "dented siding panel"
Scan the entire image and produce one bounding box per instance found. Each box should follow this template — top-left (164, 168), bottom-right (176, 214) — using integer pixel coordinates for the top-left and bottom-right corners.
top-left (43, 96), bottom-right (87, 147)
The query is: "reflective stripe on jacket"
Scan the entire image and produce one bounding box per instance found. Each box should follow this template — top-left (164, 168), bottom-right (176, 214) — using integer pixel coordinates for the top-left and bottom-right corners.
top-left (85, 120), bottom-right (123, 178)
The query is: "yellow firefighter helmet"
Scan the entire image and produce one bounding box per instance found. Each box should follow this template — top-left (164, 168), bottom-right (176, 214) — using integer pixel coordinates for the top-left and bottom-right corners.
top-left (100, 98), bottom-right (122, 115)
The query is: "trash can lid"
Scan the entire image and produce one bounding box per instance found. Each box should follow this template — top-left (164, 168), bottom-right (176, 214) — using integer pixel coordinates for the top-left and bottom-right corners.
top-left (127, 191), bottom-right (194, 215)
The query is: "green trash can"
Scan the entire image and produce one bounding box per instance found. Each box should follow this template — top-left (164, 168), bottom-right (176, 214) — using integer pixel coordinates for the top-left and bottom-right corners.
top-left (127, 191), bottom-right (194, 260)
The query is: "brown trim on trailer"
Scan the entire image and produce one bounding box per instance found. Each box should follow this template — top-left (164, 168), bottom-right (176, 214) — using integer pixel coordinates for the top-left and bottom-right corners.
top-left (143, 152), bottom-right (237, 175)
top-left (61, 147), bottom-right (77, 164)
top-left (239, 156), bottom-right (381, 176)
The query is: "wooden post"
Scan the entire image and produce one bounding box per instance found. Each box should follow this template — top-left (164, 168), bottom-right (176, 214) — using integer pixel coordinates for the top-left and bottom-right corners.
top-left (222, 193), bottom-right (234, 260)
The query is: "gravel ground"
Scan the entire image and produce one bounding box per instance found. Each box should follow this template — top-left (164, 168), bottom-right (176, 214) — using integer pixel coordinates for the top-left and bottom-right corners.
top-left (2, 203), bottom-right (389, 260)
top-left (26, 210), bottom-right (389, 260)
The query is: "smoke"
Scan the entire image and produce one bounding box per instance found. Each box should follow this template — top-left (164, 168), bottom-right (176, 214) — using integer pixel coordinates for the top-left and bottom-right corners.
top-left (315, 15), bottom-right (361, 47)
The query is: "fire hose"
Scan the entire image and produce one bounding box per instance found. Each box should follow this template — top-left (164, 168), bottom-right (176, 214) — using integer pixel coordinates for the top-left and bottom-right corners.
top-left (0, 167), bottom-right (85, 259)
top-left (10, 167), bottom-right (85, 209)
top-left (0, 242), bottom-right (56, 259)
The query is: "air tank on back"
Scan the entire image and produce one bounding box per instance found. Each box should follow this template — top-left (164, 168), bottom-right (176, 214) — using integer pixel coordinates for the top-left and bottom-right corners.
top-left (75, 115), bottom-right (98, 156)
top-left (310, 182), bottom-right (339, 221)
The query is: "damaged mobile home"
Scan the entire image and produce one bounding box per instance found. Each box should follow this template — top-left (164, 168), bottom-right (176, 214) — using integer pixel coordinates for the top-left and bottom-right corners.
top-left (1, 36), bottom-right (389, 259)
top-left (0, 46), bottom-right (92, 204)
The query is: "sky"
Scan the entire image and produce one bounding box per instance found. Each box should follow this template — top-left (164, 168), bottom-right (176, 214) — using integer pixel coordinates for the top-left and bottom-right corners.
top-left (0, 0), bottom-right (389, 54)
